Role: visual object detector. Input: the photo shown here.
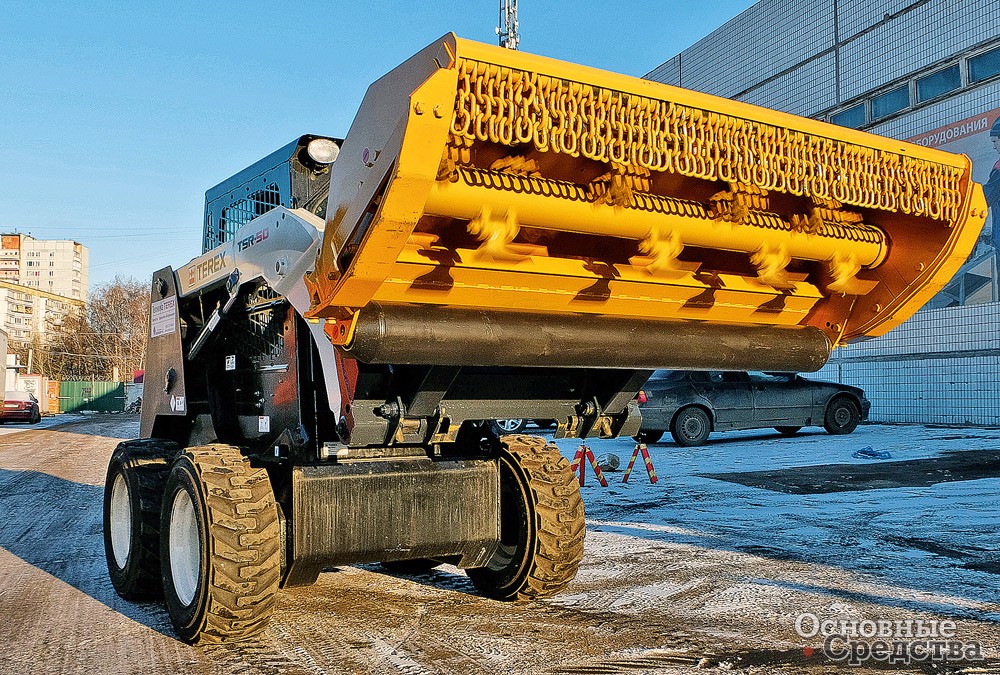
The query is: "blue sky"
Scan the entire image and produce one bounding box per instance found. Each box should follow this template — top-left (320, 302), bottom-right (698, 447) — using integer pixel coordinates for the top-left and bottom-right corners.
top-left (0, 0), bottom-right (755, 288)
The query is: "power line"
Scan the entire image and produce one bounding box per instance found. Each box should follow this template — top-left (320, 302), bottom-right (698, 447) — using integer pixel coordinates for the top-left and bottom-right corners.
top-left (88, 244), bottom-right (193, 270)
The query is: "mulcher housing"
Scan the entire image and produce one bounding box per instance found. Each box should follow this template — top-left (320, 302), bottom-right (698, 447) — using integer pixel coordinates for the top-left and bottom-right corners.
top-left (109, 35), bottom-right (986, 642)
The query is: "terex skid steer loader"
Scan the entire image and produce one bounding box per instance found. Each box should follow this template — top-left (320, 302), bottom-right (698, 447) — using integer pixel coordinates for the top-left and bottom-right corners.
top-left (102, 34), bottom-right (986, 643)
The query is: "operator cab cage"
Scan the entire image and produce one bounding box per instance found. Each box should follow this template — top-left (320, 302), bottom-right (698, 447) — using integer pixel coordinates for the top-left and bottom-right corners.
top-left (203, 134), bottom-right (341, 253)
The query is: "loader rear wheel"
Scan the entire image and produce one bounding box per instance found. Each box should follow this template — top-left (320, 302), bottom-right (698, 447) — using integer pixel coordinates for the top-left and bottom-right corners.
top-left (103, 439), bottom-right (178, 600)
top-left (466, 435), bottom-right (585, 601)
top-left (160, 445), bottom-right (281, 644)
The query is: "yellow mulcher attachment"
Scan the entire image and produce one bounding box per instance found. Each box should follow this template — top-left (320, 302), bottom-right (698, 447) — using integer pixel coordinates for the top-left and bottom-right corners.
top-left (306, 33), bottom-right (986, 372)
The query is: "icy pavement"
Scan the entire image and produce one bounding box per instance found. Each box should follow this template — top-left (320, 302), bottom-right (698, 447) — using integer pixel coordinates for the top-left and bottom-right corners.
top-left (0, 412), bottom-right (90, 436)
top-left (0, 418), bottom-right (997, 674)
top-left (551, 424), bottom-right (1000, 623)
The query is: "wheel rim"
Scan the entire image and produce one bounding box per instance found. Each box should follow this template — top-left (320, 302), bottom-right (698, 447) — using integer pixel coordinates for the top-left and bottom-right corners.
top-left (109, 473), bottom-right (132, 569)
top-left (487, 459), bottom-right (532, 579)
top-left (168, 488), bottom-right (201, 607)
top-left (497, 419), bottom-right (523, 432)
top-left (833, 404), bottom-right (852, 427)
top-left (681, 414), bottom-right (705, 440)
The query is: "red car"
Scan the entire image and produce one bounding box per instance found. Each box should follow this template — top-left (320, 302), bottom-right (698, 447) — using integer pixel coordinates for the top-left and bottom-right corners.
top-left (0, 391), bottom-right (41, 424)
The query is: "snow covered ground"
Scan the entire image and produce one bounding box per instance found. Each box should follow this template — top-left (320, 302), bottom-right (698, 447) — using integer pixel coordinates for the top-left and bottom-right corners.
top-left (551, 424), bottom-right (1000, 624)
top-left (0, 417), bottom-right (997, 674)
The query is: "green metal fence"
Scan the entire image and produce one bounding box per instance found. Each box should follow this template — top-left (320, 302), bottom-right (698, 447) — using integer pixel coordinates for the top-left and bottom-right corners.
top-left (58, 381), bottom-right (126, 413)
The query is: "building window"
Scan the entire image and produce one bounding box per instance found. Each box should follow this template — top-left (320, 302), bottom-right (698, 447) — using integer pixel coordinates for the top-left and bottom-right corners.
top-left (969, 46), bottom-right (1000, 83)
top-left (831, 103), bottom-right (866, 129)
top-left (916, 65), bottom-right (961, 102)
top-left (871, 84), bottom-right (910, 120)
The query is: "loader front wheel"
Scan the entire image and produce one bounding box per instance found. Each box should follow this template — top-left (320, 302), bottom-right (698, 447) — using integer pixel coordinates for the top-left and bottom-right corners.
top-left (160, 445), bottom-right (281, 644)
top-left (466, 435), bottom-right (585, 601)
top-left (103, 439), bottom-right (178, 599)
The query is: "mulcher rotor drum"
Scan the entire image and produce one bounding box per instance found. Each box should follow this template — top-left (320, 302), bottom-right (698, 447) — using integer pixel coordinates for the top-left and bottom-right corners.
top-left (346, 302), bottom-right (831, 373)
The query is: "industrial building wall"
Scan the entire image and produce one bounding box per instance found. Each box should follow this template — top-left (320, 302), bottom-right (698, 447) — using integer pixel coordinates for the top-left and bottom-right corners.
top-left (646, 0), bottom-right (1000, 119)
top-left (838, 1), bottom-right (1000, 103)
top-left (870, 81), bottom-right (1000, 141)
top-left (646, 0), bottom-right (835, 113)
top-left (646, 0), bottom-right (1000, 425)
top-left (816, 303), bottom-right (1000, 425)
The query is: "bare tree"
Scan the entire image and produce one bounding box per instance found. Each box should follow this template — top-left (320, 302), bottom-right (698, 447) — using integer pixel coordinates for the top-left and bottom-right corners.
top-left (84, 276), bottom-right (149, 381)
top-left (34, 311), bottom-right (93, 380)
top-left (10, 276), bottom-right (149, 382)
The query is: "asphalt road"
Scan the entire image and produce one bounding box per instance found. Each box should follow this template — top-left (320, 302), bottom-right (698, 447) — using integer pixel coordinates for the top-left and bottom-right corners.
top-left (0, 416), bottom-right (998, 674)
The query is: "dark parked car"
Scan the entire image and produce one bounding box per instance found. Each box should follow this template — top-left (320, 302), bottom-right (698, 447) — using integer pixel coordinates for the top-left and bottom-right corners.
top-left (634, 371), bottom-right (870, 446)
top-left (0, 391), bottom-right (41, 424)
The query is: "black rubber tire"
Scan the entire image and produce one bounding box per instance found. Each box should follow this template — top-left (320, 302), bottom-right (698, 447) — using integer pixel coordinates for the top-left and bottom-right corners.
top-left (103, 439), bottom-right (179, 600)
top-left (490, 419), bottom-right (528, 435)
top-left (160, 445), bottom-right (281, 644)
top-left (670, 407), bottom-right (711, 446)
top-left (775, 426), bottom-right (802, 436)
top-left (824, 397), bottom-right (860, 435)
top-left (633, 429), bottom-right (664, 444)
top-left (466, 435), bottom-right (585, 601)
top-left (29, 408), bottom-right (40, 424)
top-left (380, 559), bottom-right (442, 575)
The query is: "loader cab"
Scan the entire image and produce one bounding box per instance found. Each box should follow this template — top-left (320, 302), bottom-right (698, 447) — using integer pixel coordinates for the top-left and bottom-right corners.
top-left (202, 134), bottom-right (341, 252)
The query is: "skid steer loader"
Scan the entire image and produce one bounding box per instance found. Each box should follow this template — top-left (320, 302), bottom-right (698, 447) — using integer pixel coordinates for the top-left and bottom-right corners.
top-left (103, 34), bottom-right (987, 643)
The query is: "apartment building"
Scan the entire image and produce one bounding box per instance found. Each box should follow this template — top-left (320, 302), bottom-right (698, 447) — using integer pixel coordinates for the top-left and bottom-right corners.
top-left (0, 234), bottom-right (88, 347)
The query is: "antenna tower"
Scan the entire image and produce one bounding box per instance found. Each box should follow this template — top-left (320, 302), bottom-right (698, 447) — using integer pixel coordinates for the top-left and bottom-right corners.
top-left (498, 0), bottom-right (519, 50)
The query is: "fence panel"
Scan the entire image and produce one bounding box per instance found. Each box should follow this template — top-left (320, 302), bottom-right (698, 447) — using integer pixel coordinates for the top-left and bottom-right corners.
top-left (58, 381), bottom-right (126, 413)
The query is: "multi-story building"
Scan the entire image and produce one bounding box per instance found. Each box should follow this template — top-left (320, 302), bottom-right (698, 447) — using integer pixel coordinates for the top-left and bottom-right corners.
top-left (12, 235), bottom-right (88, 301)
top-left (0, 283), bottom-right (81, 346)
top-left (646, 0), bottom-right (1000, 424)
top-left (0, 236), bottom-right (21, 283)
top-left (0, 234), bottom-right (88, 348)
